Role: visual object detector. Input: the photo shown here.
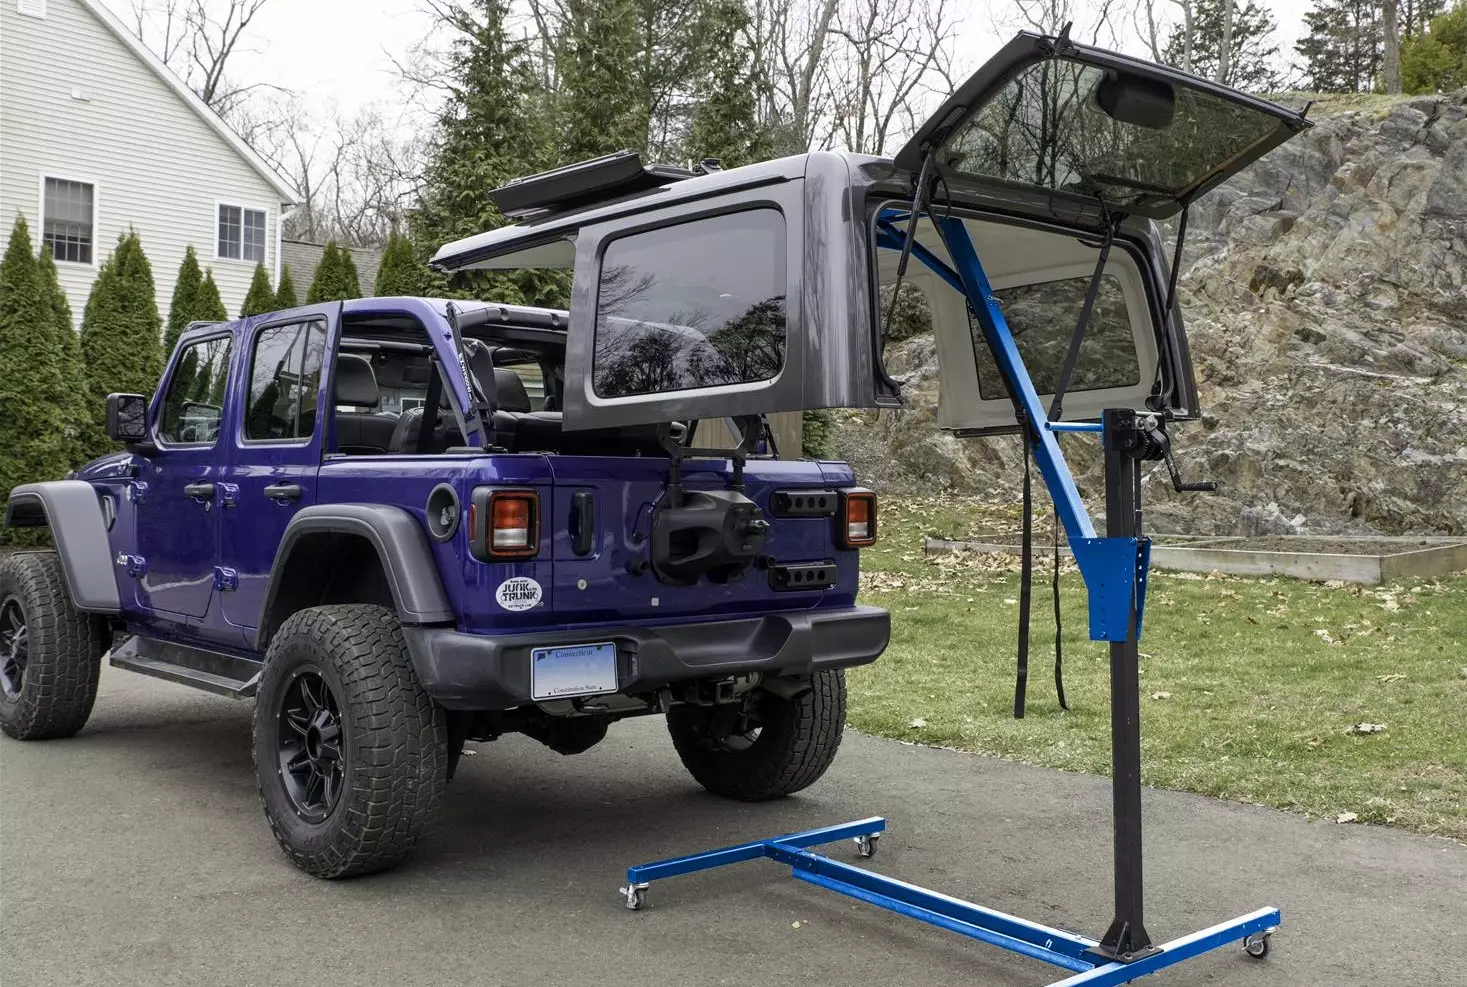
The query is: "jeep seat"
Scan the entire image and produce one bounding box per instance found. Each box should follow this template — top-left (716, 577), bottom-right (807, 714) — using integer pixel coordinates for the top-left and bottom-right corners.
top-left (333, 355), bottom-right (398, 455)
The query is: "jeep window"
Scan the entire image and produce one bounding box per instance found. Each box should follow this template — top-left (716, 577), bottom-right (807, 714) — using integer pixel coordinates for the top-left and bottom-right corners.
top-left (158, 335), bottom-right (233, 445)
top-left (245, 320), bottom-right (327, 441)
top-left (974, 274), bottom-right (1138, 400)
top-left (592, 209), bottom-right (786, 398)
top-left (942, 59), bottom-right (1286, 210)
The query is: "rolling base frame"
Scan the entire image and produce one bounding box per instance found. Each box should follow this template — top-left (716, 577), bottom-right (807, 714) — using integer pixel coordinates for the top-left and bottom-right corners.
top-left (622, 817), bottom-right (1279, 987)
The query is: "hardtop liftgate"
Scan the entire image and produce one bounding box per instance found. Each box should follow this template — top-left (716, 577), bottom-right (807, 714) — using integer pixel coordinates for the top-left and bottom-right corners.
top-left (620, 28), bottom-right (1309, 986)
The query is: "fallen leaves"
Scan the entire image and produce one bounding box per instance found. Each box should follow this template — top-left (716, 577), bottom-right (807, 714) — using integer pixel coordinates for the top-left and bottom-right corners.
top-left (1150, 691), bottom-right (1174, 700)
top-left (1336, 812), bottom-right (1359, 824)
top-left (1375, 673), bottom-right (1407, 684)
top-left (908, 717), bottom-right (927, 730)
top-left (1314, 628), bottom-right (1342, 645)
top-left (1345, 722), bottom-right (1388, 735)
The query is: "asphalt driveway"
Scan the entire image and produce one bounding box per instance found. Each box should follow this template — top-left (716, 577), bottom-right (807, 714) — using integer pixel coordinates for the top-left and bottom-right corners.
top-left (2, 664), bottom-right (1463, 987)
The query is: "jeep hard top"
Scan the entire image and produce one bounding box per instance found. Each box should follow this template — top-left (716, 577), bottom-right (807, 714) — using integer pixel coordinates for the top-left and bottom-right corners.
top-left (1, 32), bottom-right (1306, 878)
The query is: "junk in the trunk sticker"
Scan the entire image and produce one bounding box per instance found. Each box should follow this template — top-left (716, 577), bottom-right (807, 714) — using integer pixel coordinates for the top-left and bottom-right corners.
top-left (495, 577), bottom-right (542, 611)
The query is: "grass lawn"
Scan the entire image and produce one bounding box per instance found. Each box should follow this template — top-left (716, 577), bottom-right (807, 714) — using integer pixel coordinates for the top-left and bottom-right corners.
top-left (848, 497), bottom-right (1467, 842)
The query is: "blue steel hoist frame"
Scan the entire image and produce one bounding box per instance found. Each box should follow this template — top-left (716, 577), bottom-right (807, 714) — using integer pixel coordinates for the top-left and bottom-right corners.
top-left (622, 214), bottom-right (1280, 985)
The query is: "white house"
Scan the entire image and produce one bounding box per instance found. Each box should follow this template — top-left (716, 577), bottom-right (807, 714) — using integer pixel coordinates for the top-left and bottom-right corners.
top-left (0, 0), bottom-right (297, 326)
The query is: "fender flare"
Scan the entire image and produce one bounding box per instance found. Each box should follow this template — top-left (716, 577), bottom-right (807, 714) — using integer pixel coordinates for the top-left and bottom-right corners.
top-left (257, 504), bottom-right (454, 648)
top-left (3, 481), bottom-right (122, 614)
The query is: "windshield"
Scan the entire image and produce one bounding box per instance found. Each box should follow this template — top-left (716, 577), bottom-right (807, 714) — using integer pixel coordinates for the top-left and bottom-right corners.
top-left (942, 58), bottom-right (1288, 211)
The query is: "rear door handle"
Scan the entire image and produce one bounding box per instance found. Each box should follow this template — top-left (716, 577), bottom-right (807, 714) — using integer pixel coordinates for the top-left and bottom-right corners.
top-left (263, 482), bottom-right (303, 503)
top-left (183, 481), bottom-right (216, 503)
top-left (571, 491), bottom-right (595, 556)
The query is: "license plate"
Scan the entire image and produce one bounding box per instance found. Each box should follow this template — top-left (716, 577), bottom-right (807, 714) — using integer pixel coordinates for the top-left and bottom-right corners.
top-left (530, 642), bottom-right (618, 701)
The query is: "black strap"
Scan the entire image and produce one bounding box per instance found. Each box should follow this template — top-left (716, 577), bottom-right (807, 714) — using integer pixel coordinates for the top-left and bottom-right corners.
top-left (417, 360), bottom-right (443, 455)
top-left (1052, 504), bottom-right (1068, 710)
top-left (1015, 428), bottom-right (1033, 719)
top-left (1048, 221), bottom-right (1116, 423)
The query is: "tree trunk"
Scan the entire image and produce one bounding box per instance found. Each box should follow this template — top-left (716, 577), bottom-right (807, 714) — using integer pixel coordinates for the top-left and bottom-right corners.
top-left (1216, 0), bottom-right (1233, 84)
top-left (1383, 0), bottom-right (1402, 93)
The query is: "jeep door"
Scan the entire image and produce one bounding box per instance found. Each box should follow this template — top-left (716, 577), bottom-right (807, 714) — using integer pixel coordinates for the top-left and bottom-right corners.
top-left (218, 308), bottom-right (335, 634)
top-left (133, 331), bottom-right (236, 619)
top-left (879, 32), bottom-right (1309, 431)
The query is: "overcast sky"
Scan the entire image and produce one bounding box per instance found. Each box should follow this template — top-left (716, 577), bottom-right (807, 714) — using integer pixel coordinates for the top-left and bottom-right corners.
top-left (100, 0), bottom-right (1320, 137)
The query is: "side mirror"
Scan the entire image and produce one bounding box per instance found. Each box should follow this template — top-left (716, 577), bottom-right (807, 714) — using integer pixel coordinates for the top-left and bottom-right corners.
top-left (106, 393), bottom-right (150, 443)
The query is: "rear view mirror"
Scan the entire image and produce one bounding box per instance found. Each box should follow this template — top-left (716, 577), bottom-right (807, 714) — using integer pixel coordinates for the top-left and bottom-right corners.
top-left (106, 393), bottom-right (150, 443)
top-left (1095, 71), bottom-right (1175, 130)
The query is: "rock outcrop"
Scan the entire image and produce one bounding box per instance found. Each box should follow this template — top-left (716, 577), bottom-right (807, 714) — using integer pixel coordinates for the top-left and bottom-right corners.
top-left (834, 90), bottom-right (1467, 535)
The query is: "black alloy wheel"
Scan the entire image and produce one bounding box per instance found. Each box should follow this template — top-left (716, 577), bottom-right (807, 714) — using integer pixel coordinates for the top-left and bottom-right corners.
top-left (0, 597), bottom-right (28, 700)
top-left (276, 667), bottom-right (346, 823)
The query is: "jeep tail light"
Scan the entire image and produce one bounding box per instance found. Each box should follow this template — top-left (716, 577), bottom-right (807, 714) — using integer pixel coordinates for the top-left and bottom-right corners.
top-left (839, 489), bottom-right (877, 548)
top-left (469, 488), bottom-right (539, 560)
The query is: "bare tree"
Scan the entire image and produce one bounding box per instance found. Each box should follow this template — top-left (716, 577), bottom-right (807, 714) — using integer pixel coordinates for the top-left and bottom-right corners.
top-left (1137, 0), bottom-right (1195, 72)
top-left (127, 0), bottom-right (281, 120)
top-left (1216, 0), bottom-right (1233, 82)
top-left (1382, 0), bottom-right (1402, 93)
top-left (824, 0), bottom-right (956, 154)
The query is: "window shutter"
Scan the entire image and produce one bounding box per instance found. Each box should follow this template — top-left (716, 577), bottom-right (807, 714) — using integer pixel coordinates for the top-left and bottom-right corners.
top-left (17, 0), bottom-right (47, 18)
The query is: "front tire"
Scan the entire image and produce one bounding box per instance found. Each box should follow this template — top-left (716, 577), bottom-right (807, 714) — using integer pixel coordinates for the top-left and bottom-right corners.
top-left (253, 605), bottom-right (446, 878)
top-left (0, 552), bottom-right (106, 741)
top-left (667, 670), bottom-right (847, 801)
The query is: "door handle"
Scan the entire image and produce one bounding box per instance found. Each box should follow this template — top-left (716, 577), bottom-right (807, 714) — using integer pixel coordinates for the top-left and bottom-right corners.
top-left (183, 481), bottom-right (216, 503)
top-left (571, 491), bottom-right (595, 556)
top-left (263, 482), bottom-right (303, 503)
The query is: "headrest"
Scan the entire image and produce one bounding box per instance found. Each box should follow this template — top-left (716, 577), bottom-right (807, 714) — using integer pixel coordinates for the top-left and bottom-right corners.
top-left (462, 339), bottom-right (532, 413)
top-left (334, 355), bottom-right (379, 408)
top-left (493, 368), bottom-right (531, 413)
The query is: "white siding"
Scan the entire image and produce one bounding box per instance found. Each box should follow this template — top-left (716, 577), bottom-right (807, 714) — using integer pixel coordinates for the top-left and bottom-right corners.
top-left (0, 0), bottom-right (288, 329)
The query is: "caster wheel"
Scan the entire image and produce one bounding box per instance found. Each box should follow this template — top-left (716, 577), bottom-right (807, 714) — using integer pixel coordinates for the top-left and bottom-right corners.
top-left (622, 884), bottom-right (648, 911)
top-left (1243, 933), bottom-right (1271, 959)
top-left (855, 834), bottom-right (880, 859)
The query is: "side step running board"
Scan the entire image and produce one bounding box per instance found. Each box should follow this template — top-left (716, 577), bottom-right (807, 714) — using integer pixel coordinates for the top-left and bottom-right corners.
top-left (110, 636), bottom-right (264, 699)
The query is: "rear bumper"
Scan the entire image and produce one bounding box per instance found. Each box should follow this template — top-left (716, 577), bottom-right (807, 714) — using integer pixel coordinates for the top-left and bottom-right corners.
top-left (402, 605), bottom-right (890, 710)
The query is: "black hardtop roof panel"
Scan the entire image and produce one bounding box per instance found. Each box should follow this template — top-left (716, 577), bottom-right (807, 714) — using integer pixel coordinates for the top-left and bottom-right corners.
top-left (488, 150), bottom-right (699, 220)
top-left (895, 31), bottom-right (1310, 219)
top-left (430, 153), bottom-right (813, 273)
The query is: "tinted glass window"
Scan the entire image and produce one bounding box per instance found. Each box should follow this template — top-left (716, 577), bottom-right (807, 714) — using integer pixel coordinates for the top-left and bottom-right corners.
top-left (945, 59), bottom-right (1285, 211)
top-left (159, 336), bottom-right (233, 445)
top-left (975, 275), bottom-right (1139, 400)
top-left (245, 320), bottom-right (326, 441)
top-left (593, 209), bottom-right (786, 398)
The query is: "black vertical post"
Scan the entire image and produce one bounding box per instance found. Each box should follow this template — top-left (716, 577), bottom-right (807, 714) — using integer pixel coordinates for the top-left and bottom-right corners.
top-left (1092, 408), bottom-right (1156, 963)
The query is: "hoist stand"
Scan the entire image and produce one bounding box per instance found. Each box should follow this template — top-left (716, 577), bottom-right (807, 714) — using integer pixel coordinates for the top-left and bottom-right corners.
top-left (619, 217), bottom-right (1279, 985)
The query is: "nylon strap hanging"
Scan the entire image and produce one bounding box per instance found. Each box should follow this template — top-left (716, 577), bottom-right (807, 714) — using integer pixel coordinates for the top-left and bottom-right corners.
top-left (1014, 422), bottom-right (1033, 719)
top-left (1047, 217), bottom-right (1117, 423)
top-left (417, 358), bottom-right (444, 455)
top-left (1052, 504), bottom-right (1068, 710)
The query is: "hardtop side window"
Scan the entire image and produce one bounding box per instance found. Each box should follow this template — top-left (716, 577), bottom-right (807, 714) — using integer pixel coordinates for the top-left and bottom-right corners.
top-left (975, 274), bottom-right (1138, 400)
top-left (245, 320), bottom-right (327, 441)
top-left (158, 335), bottom-right (233, 445)
top-left (592, 208), bottom-right (786, 398)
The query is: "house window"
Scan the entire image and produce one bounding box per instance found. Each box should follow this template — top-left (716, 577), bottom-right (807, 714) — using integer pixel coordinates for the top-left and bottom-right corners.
top-left (218, 204), bottom-right (267, 262)
top-left (42, 178), bottom-right (94, 264)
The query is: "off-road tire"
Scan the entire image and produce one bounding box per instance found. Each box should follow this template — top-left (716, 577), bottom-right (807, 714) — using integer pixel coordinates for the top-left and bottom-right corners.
top-left (0, 552), bottom-right (106, 741)
top-left (667, 670), bottom-right (847, 801)
top-left (252, 605), bottom-right (446, 878)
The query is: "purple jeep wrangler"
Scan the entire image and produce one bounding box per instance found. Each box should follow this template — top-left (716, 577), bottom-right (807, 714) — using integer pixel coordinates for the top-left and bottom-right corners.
top-left (2, 32), bottom-right (1306, 880)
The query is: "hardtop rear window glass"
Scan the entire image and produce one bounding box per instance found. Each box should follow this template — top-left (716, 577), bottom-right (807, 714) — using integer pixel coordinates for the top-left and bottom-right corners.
top-left (245, 320), bottom-right (326, 441)
top-left (593, 209), bottom-right (786, 398)
top-left (975, 275), bottom-right (1139, 400)
top-left (945, 59), bottom-right (1284, 210)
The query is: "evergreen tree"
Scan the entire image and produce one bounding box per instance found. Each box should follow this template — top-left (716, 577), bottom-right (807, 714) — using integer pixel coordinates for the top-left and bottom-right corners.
top-left (36, 247), bottom-right (90, 468)
top-left (1402, 1), bottom-right (1467, 91)
top-left (1164, 0), bottom-right (1283, 91)
top-left (1, 218), bottom-right (74, 533)
top-left (164, 246), bottom-right (204, 353)
top-left (240, 262), bottom-right (277, 316)
top-left (375, 231), bottom-right (437, 296)
top-left (79, 230), bottom-right (165, 457)
top-left (339, 247), bottom-right (363, 298)
top-left (275, 263), bottom-right (299, 309)
top-left (686, 0), bottom-right (778, 168)
top-left (412, 0), bottom-right (561, 306)
top-left (1297, 0), bottom-right (1385, 92)
top-left (198, 269), bottom-right (228, 321)
top-left (306, 241), bottom-right (362, 303)
top-left (559, 0), bottom-right (652, 162)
